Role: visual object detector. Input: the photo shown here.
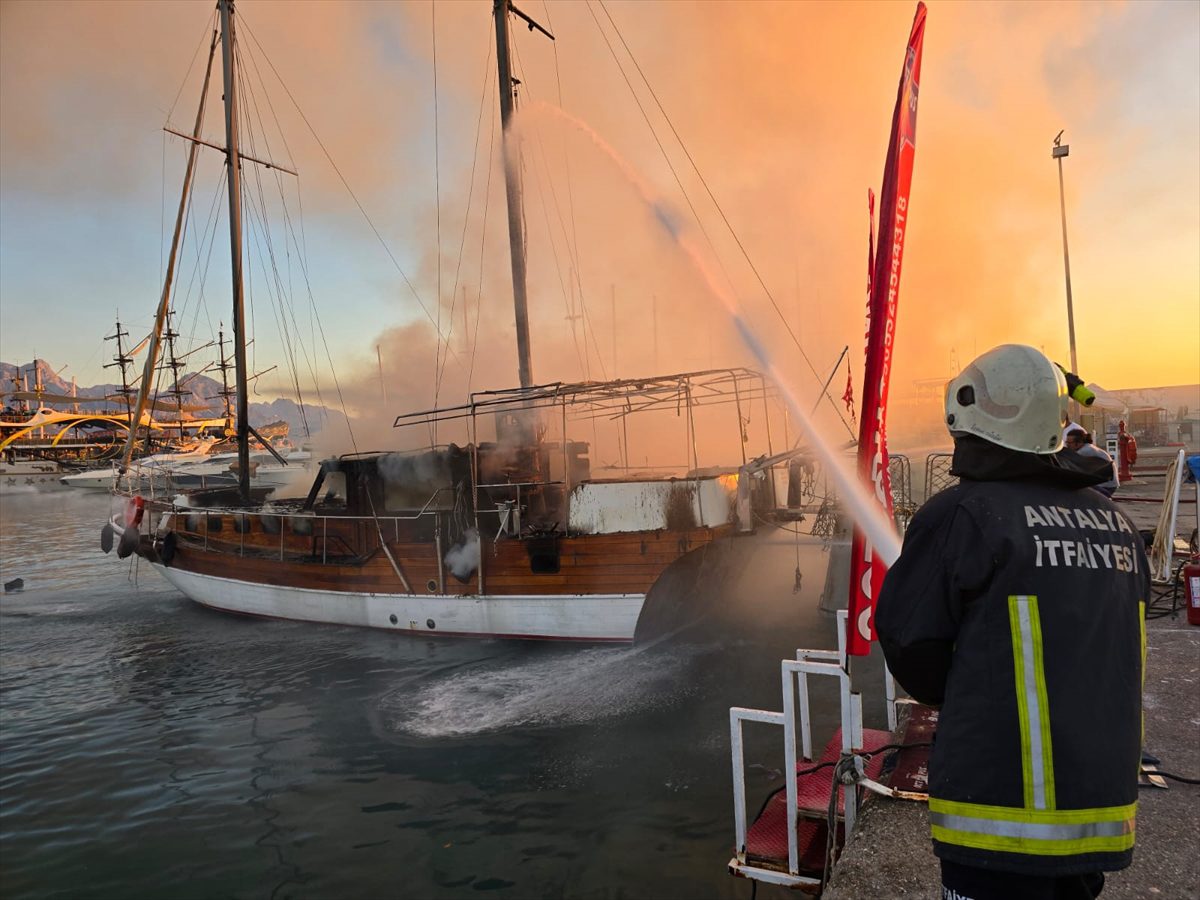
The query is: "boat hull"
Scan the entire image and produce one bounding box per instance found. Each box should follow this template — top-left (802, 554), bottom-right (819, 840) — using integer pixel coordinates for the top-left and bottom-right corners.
top-left (1, 461), bottom-right (75, 493)
top-left (152, 562), bottom-right (643, 642)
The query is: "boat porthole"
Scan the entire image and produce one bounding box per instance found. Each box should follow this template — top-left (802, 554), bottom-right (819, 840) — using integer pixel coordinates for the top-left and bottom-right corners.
top-left (426, 579), bottom-right (437, 593)
top-left (389, 614), bottom-right (398, 625)
top-left (426, 618), bottom-right (436, 630)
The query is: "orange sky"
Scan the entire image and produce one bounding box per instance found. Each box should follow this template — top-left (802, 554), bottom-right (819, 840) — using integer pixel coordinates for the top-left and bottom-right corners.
top-left (1, 0), bottom-right (1196, 441)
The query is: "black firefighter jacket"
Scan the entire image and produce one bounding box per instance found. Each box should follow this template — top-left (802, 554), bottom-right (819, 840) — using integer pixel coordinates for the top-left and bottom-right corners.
top-left (875, 436), bottom-right (1149, 877)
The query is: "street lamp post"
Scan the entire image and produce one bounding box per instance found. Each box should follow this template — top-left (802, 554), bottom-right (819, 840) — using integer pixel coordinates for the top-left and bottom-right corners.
top-left (1052, 131), bottom-right (1079, 386)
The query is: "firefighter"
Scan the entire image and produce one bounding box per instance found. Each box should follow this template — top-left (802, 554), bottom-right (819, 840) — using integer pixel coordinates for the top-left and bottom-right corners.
top-left (876, 344), bottom-right (1148, 900)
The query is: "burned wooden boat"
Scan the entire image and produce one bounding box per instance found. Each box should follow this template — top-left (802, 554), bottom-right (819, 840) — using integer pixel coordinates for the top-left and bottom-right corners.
top-left (113, 368), bottom-right (809, 641)
top-left (102, 1), bottom-right (819, 641)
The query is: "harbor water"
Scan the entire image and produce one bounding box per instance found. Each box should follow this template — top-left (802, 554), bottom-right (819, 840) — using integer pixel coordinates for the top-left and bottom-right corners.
top-left (0, 490), bottom-right (872, 899)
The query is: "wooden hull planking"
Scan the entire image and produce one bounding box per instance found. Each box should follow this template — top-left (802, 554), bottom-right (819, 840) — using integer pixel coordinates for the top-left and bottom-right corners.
top-left (138, 509), bottom-right (729, 641)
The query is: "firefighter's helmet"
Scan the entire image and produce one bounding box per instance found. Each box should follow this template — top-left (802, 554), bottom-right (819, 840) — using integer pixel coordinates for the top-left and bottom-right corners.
top-left (944, 344), bottom-right (1069, 454)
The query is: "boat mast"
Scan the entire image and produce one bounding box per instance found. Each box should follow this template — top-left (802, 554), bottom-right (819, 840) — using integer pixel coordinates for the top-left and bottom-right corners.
top-left (216, 325), bottom-right (234, 425)
top-left (120, 28), bottom-right (219, 472)
top-left (493, 0), bottom-right (553, 390)
top-left (218, 0), bottom-right (251, 502)
top-left (161, 311), bottom-right (189, 443)
top-left (103, 318), bottom-right (135, 419)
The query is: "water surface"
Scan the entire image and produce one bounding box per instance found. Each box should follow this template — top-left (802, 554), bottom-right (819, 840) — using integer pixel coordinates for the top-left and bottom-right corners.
top-left (1, 491), bottom-right (868, 899)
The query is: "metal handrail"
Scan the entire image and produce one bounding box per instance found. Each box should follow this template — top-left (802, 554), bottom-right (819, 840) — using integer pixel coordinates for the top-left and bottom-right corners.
top-left (728, 609), bottom-right (904, 889)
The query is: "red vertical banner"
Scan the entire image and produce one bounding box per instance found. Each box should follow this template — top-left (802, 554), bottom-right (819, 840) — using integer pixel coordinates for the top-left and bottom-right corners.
top-left (846, 3), bottom-right (927, 656)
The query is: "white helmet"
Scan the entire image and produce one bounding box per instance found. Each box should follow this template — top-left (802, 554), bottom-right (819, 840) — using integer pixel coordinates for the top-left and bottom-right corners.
top-left (944, 344), bottom-right (1069, 454)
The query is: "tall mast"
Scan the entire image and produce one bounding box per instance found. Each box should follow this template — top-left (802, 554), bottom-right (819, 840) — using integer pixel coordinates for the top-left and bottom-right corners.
top-left (219, 0), bottom-right (251, 502)
top-left (121, 28), bottom-right (219, 471)
top-left (161, 311), bottom-right (189, 443)
top-left (217, 325), bottom-right (235, 424)
top-left (104, 318), bottom-right (135, 418)
top-left (493, 0), bottom-right (553, 390)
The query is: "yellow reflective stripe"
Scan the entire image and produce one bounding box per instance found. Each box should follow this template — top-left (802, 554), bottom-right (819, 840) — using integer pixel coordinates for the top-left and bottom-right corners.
top-left (1139, 600), bottom-right (1147, 752)
top-left (929, 798), bottom-right (1137, 825)
top-left (1008, 595), bottom-right (1055, 809)
top-left (1027, 597), bottom-right (1056, 809)
top-left (931, 825), bottom-right (1135, 856)
top-left (930, 799), bottom-right (1137, 856)
top-left (1139, 600), bottom-right (1147, 684)
top-left (1008, 596), bottom-right (1036, 809)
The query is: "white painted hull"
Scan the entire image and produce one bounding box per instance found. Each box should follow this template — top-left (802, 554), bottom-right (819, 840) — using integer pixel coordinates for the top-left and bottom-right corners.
top-left (0, 463), bottom-right (75, 493)
top-left (151, 563), bottom-right (644, 642)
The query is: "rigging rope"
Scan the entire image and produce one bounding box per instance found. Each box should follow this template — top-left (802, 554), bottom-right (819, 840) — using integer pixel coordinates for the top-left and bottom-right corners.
top-left (164, 10), bottom-right (217, 124)
top-left (236, 42), bottom-right (314, 433)
top-left (591, 0), bottom-right (855, 439)
top-left (238, 13), bottom-right (466, 376)
top-left (435, 26), bottom-right (494, 409)
top-left (541, 0), bottom-right (591, 380)
top-left (467, 79), bottom-right (499, 396)
top-left (236, 37), bottom-right (330, 424)
top-left (508, 36), bottom-right (589, 383)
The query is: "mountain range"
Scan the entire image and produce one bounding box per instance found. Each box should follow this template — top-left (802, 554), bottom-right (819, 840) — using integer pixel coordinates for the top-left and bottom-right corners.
top-left (0, 359), bottom-right (338, 436)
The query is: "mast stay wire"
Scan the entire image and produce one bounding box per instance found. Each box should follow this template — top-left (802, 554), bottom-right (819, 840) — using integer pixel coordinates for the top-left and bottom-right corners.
top-left (164, 9), bottom-right (218, 124)
top-left (508, 35), bottom-right (590, 383)
top-left (236, 37), bottom-right (332, 423)
top-left (159, 9), bottom-right (218, 345)
top-left (176, 167), bottom-right (227, 360)
top-left (232, 22), bottom-right (325, 422)
top-left (541, 0), bottom-right (591, 381)
top-left (235, 42), bottom-right (316, 434)
top-left (467, 84), bottom-right (499, 396)
top-left (238, 13), bottom-right (468, 377)
top-left (593, 0), bottom-right (856, 440)
top-left (510, 31), bottom-right (607, 383)
top-left (434, 21), bottom-right (494, 413)
top-left (220, 19), bottom-right (376, 448)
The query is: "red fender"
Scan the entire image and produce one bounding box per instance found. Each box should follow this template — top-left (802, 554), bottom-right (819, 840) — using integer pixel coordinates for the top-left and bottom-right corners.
top-left (124, 496), bottom-right (145, 529)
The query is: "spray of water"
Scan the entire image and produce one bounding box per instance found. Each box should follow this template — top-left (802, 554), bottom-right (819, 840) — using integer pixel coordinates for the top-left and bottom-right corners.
top-left (517, 102), bottom-right (902, 566)
top-left (382, 642), bottom-right (700, 738)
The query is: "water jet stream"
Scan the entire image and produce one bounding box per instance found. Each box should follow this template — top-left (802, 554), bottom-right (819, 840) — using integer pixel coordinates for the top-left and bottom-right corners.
top-left (516, 102), bottom-right (902, 566)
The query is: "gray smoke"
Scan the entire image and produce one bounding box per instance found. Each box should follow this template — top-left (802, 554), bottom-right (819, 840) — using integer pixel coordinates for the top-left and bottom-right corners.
top-left (444, 528), bottom-right (480, 581)
top-left (377, 451), bottom-right (451, 487)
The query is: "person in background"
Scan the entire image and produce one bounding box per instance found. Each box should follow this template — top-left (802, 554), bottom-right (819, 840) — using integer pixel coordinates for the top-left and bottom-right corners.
top-left (1065, 426), bottom-right (1118, 498)
top-left (876, 344), bottom-right (1148, 900)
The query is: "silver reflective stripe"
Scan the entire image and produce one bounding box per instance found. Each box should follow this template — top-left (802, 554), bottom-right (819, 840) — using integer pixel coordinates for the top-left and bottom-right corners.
top-left (1015, 597), bottom-right (1048, 809)
top-left (930, 812), bottom-right (1133, 841)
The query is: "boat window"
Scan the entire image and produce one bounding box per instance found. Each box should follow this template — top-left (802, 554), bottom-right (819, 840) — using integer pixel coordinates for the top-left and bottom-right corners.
top-left (290, 517), bottom-right (313, 536)
top-left (260, 514), bottom-right (281, 535)
top-left (206, 515), bottom-right (223, 534)
top-left (232, 513), bottom-right (250, 534)
top-left (185, 513), bottom-right (202, 533)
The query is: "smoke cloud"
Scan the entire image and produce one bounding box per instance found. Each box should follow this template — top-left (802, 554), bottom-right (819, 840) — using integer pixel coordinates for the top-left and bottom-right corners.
top-left (2, 0), bottom-right (1195, 457)
top-left (444, 527), bottom-right (480, 582)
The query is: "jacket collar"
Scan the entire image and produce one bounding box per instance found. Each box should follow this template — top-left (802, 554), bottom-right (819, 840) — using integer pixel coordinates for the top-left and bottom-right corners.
top-left (949, 434), bottom-right (1111, 488)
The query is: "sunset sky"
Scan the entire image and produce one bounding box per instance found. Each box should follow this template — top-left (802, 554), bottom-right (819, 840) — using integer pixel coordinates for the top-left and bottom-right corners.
top-left (1, 0), bottom-right (1196, 439)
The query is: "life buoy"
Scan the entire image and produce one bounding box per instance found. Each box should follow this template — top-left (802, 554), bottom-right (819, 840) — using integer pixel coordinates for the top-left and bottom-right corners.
top-left (124, 496), bottom-right (145, 529)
